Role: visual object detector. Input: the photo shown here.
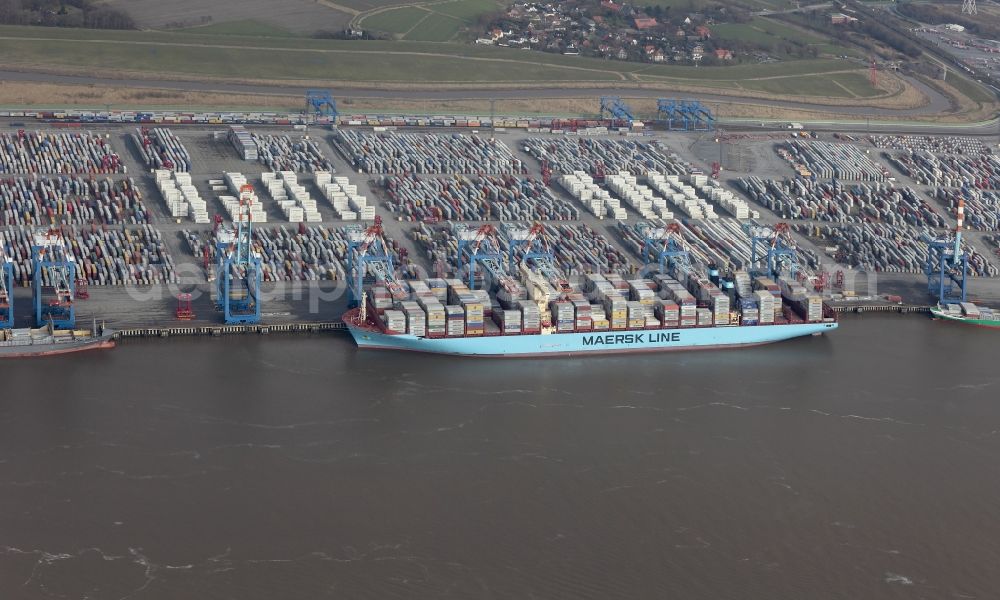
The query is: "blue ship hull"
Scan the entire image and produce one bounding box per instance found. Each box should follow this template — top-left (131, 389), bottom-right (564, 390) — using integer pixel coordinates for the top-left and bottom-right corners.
top-left (346, 320), bottom-right (838, 357)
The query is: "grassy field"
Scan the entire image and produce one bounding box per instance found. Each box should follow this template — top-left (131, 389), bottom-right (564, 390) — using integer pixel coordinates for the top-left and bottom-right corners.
top-left (104, 0), bottom-right (353, 33)
top-left (639, 0), bottom-right (793, 10)
top-left (359, 0), bottom-right (503, 41)
top-left (0, 23), bottom-right (888, 98)
top-left (334, 0), bottom-right (418, 10)
top-left (712, 17), bottom-right (858, 58)
top-left (713, 18), bottom-right (825, 46)
top-left (738, 72), bottom-right (881, 98)
top-left (738, 74), bottom-right (859, 97)
top-left (178, 19), bottom-right (295, 38)
top-left (0, 36), bottom-right (622, 83)
top-left (406, 13), bottom-right (464, 41)
top-left (830, 72), bottom-right (881, 98)
top-left (0, 25), bottom-right (850, 75)
top-left (433, 0), bottom-right (502, 21)
top-left (360, 6), bottom-right (429, 35)
top-left (946, 73), bottom-right (996, 104)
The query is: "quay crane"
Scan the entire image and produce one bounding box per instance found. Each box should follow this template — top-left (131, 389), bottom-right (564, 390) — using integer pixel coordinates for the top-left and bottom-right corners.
top-left (503, 222), bottom-right (569, 329)
top-left (453, 223), bottom-right (522, 298)
top-left (637, 222), bottom-right (693, 277)
top-left (0, 244), bottom-right (12, 329)
top-left (657, 99), bottom-right (715, 131)
top-left (215, 185), bottom-right (262, 324)
top-left (922, 196), bottom-right (969, 304)
top-left (32, 228), bottom-right (75, 329)
top-left (503, 222), bottom-right (570, 292)
top-left (744, 222), bottom-right (800, 281)
top-left (305, 89), bottom-right (338, 122)
top-left (347, 216), bottom-right (405, 325)
top-left (599, 96), bottom-right (635, 127)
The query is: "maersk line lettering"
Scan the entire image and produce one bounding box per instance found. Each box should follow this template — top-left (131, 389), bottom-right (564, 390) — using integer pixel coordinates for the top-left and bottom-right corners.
top-left (582, 332), bottom-right (681, 346)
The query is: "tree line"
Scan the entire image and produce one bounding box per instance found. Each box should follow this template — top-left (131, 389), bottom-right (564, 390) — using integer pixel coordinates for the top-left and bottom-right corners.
top-left (0, 0), bottom-right (135, 29)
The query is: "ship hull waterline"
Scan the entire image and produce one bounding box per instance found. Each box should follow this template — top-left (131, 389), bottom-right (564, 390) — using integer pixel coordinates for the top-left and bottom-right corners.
top-left (930, 308), bottom-right (1000, 329)
top-left (345, 318), bottom-right (838, 357)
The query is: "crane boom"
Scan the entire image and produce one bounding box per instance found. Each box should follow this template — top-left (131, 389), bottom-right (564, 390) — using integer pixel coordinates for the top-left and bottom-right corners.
top-left (348, 216), bottom-right (404, 323)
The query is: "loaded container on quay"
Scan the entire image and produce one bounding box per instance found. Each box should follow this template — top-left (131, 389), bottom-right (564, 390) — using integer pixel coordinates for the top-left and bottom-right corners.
top-left (344, 267), bottom-right (838, 357)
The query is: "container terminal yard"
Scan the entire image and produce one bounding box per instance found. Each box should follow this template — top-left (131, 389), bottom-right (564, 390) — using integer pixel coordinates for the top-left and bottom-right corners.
top-left (2, 99), bottom-right (999, 346)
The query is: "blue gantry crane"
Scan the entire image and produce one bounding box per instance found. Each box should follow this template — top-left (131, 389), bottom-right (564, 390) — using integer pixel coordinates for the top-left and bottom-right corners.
top-left (32, 229), bottom-right (76, 329)
top-left (454, 223), bottom-right (524, 298)
top-left (503, 222), bottom-right (571, 294)
top-left (657, 99), bottom-right (681, 130)
top-left (215, 186), bottom-right (262, 324)
top-left (657, 99), bottom-right (714, 131)
top-left (454, 223), bottom-right (501, 289)
top-left (0, 244), bottom-right (13, 329)
top-left (744, 222), bottom-right (799, 280)
top-left (599, 96), bottom-right (635, 126)
top-left (637, 222), bottom-right (693, 276)
top-left (305, 89), bottom-right (338, 121)
top-left (922, 196), bottom-right (968, 304)
top-left (347, 216), bottom-right (406, 323)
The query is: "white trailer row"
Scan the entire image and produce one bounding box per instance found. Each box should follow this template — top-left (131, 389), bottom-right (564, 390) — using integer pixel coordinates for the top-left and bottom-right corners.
top-left (262, 171), bottom-right (322, 223)
top-left (317, 171), bottom-right (375, 221)
top-left (647, 173), bottom-right (718, 219)
top-left (559, 172), bottom-right (627, 220)
top-left (607, 172), bottom-right (674, 220)
top-left (220, 172), bottom-right (268, 223)
top-left (153, 169), bottom-right (210, 223)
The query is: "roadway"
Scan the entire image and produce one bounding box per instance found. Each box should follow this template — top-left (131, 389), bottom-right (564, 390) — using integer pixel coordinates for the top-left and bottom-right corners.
top-left (0, 66), bottom-right (955, 118)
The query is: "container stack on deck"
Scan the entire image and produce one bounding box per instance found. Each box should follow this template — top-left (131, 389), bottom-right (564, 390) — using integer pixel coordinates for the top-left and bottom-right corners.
top-left (361, 260), bottom-right (829, 340)
top-left (739, 177), bottom-right (945, 228)
top-left (154, 170), bottom-right (209, 223)
top-left (0, 131), bottom-right (124, 174)
top-left (261, 171), bottom-right (323, 223)
top-left (131, 127), bottom-right (192, 172)
top-left (777, 141), bottom-right (889, 182)
top-left (1, 225), bottom-right (178, 286)
top-left (336, 130), bottom-right (525, 175)
top-left (317, 172), bottom-right (374, 220)
top-left (0, 176), bottom-right (148, 225)
top-left (381, 174), bottom-right (579, 221)
top-left (253, 134), bottom-right (332, 173)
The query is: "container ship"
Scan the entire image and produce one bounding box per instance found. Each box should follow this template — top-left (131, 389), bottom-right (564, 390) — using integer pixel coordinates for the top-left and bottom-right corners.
top-left (930, 302), bottom-right (1000, 328)
top-left (344, 270), bottom-right (837, 357)
top-left (0, 322), bottom-right (115, 358)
